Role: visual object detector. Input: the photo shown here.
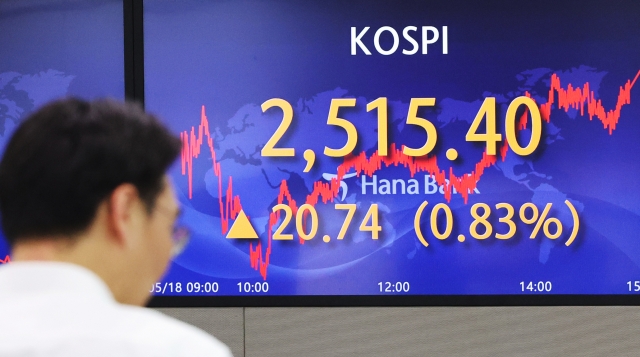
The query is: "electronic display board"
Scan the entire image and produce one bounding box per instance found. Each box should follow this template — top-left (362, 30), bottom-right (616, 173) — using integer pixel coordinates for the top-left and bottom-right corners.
top-left (144, 0), bottom-right (640, 305)
top-left (0, 0), bottom-right (125, 264)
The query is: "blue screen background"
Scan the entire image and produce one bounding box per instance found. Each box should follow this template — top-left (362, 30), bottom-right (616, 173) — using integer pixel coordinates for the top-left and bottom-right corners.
top-left (147, 0), bottom-right (640, 295)
top-left (0, 0), bottom-right (124, 261)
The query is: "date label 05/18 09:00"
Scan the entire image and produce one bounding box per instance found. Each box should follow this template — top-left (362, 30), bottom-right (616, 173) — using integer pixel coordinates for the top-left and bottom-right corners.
top-left (150, 282), bottom-right (220, 294)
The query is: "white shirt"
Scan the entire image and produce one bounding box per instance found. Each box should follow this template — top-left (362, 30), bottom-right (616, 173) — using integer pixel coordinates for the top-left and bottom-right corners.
top-left (0, 262), bottom-right (233, 357)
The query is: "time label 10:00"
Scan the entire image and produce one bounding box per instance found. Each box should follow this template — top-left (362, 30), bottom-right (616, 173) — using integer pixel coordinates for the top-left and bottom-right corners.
top-left (261, 96), bottom-right (542, 159)
top-left (238, 282), bottom-right (270, 293)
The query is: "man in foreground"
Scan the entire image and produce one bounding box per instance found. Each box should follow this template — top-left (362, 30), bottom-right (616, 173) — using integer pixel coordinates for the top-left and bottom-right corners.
top-left (0, 98), bottom-right (232, 356)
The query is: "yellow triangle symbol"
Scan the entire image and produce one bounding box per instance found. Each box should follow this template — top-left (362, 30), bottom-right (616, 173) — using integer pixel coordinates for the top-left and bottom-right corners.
top-left (226, 210), bottom-right (259, 239)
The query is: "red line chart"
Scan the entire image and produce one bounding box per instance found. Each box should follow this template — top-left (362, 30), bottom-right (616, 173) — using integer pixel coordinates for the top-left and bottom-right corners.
top-left (180, 70), bottom-right (639, 279)
top-left (0, 255), bottom-right (10, 264)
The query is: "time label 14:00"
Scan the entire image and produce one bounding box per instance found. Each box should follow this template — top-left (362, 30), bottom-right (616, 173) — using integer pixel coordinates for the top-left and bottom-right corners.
top-left (261, 96), bottom-right (542, 160)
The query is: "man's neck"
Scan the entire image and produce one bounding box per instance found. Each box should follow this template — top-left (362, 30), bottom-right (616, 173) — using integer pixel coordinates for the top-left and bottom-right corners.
top-left (10, 234), bottom-right (144, 306)
top-left (12, 238), bottom-right (76, 261)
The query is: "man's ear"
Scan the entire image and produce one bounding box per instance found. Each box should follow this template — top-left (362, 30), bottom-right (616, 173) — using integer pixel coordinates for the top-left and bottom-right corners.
top-left (106, 183), bottom-right (141, 247)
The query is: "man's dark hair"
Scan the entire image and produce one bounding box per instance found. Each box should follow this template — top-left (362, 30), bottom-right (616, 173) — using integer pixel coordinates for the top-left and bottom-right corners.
top-left (0, 98), bottom-right (181, 245)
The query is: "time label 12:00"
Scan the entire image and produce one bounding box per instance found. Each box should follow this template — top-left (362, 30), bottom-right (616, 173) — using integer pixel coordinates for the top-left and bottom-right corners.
top-left (378, 281), bottom-right (410, 293)
top-left (261, 96), bottom-right (542, 160)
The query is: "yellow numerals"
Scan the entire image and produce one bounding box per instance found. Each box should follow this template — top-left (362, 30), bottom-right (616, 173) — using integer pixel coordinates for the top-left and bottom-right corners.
top-left (335, 203), bottom-right (381, 240)
top-left (261, 95), bottom-right (543, 161)
top-left (494, 203), bottom-right (516, 239)
top-left (505, 96), bottom-right (542, 156)
top-left (369, 97), bottom-right (438, 157)
top-left (261, 97), bottom-right (438, 159)
top-left (272, 204), bottom-right (294, 240)
top-left (466, 96), bottom-right (542, 156)
top-left (366, 97), bottom-right (388, 156)
top-left (469, 203), bottom-right (492, 240)
top-left (466, 97), bottom-right (501, 155)
top-left (272, 203), bottom-right (382, 241)
top-left (324, 99), bottom-right (358, 157)
top-left (430, 203), bottom-right (452, 240)
top-left (271, 204), bottom-right (319, 241)
top-left (261, 98), bottom-right (295, 157)
top-left (414, 201), bottom-right (580, 247)
top-left (360, 204), bottom-right (381, 239)
top-left (403, 98), bottom-right (438, 157)
top-left (335, 204), bottom-right (357, 239)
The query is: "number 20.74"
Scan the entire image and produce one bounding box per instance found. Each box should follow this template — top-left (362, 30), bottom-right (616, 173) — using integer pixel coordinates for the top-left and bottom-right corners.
top-left (260, 96), bottom-right (543, 159)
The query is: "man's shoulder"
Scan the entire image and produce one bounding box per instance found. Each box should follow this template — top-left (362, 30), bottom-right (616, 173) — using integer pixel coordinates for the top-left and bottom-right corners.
top-left (0, 294), bottom-right (233, 356)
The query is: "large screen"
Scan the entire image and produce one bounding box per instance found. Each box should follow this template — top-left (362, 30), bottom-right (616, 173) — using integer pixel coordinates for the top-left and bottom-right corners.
top-left (144, 0), bottom-right (640, 304)
top-left (0, 0), bottom-right (125, 264)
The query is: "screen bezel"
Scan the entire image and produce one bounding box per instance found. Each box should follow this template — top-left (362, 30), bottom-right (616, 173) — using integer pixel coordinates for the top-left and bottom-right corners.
top-left (147, 295), bottom-right (640, 307)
